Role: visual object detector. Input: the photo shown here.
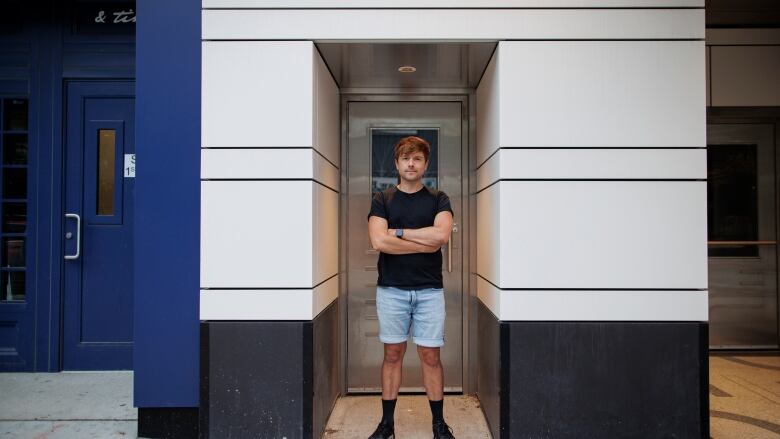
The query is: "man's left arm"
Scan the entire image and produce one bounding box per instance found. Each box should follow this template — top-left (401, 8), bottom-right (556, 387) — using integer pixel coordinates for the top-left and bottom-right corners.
top-left (389, 211), bottom-right (453, 248)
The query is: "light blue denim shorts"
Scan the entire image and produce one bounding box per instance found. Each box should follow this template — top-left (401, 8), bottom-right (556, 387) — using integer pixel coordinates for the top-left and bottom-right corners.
top-left (376, 286), bottom-right (446, 348)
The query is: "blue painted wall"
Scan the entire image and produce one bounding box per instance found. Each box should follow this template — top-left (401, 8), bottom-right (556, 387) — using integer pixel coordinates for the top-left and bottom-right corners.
top-left (134, 0), bottom-right (200, 407)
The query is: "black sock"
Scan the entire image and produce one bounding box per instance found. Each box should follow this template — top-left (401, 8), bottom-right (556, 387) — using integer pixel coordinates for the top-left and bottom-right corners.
top-left (381, 399), bottom-right (397, 425)
top-left (429, 399), bottom-right (444, 424)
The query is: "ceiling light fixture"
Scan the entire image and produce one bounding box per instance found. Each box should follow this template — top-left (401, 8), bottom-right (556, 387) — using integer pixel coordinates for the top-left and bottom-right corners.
top-left (398, 65), bottom-right (417, 73)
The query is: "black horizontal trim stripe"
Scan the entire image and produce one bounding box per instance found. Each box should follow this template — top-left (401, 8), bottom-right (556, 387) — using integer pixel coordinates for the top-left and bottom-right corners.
top-left (312, 147), bottom-right (340, 170)
top-left (475, 146), bottom-right (706, 171)
top-left (202, 273), bottom-right (339, 291)
top-left (476, 273), bottom-right (704, 291)
top-left (476, 178), bottom-right (705, 194)
top-left (202, 178), bottom-right (339, 193)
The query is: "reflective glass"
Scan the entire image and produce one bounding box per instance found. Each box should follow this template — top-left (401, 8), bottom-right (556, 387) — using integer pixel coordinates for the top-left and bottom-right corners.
top-left (1, 270), bottom-right (25, 302)
top-left (97, 129), bottom-right (116, 216)
top-left (2, 168), bottom-right (26, 199)
top-left (2, 238), bottom-right (24, 268)
top-left (2, 202), bottom-right (25, 233)
top-left (3, 133), bottom-right (27, 164)
top-left (708, 144), bottom-right (758, 257)
top-left (2, 99), bottom-right (28, 131)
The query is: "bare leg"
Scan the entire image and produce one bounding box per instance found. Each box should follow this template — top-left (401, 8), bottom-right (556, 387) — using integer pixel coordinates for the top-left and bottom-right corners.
top-left (381, 342), bottom-right (407, 400)
top-left (417, 346), bottom-right (444, 401)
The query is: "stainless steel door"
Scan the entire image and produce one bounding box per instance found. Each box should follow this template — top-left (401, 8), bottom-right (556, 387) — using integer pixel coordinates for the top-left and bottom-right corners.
top-left (347, 101), bottom-right (463, 392)
top-left (708, 124), bottom-right (778, 349)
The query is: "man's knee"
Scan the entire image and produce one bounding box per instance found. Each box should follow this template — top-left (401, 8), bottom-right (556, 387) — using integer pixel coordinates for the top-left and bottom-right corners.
top-left (384, 343), bottom-right (406, 364)
top-left (418, 347), bottom-right (441, 368)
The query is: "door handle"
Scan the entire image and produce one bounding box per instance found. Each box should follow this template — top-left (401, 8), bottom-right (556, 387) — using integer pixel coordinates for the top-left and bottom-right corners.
top-left (447, 222), bottom-right (458, 273)
top-left (64, 213), bottom-right (81, 260)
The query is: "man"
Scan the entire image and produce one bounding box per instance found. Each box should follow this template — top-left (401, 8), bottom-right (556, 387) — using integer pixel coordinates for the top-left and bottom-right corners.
top-left (366, 136), bottom-right (455, 439)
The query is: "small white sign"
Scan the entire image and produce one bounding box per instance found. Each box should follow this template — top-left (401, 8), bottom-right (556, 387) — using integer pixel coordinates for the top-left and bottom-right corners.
top-left (124, 154), bottom-right (135, 178)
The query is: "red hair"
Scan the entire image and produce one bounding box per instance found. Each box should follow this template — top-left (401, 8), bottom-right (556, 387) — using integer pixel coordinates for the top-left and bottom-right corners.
top-left (393, 136), bottom-right (430, 162)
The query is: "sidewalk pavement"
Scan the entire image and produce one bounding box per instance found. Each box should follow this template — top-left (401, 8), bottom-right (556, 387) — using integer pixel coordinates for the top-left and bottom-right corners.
top-left (0, 371), bottom-right (136, 439)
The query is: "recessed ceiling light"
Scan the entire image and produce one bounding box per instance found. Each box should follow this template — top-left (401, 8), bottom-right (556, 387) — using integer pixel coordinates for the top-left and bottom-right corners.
top-left (398, 66), bottom-right (417, 73)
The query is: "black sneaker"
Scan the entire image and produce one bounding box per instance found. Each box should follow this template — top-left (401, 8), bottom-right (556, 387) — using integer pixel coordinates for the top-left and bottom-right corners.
top-left (433, 421), bottom-right (455, 439)
top-left (368, 420), bottom-right (395, 439)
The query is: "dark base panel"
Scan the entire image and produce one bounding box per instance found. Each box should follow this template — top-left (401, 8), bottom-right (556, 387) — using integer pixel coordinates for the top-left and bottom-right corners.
top-left (200, 320), bottom-right (312, 439)
top-left (138, 407), bottom-right (199, 439)
top-left (313, 302), bottom-right (340, 438)
top-left (502, 320), bottom-right (709, 439)
top-left (476, 301), bottom-right (501, 439)
top-left (199, 302), bottom-right (338, 439)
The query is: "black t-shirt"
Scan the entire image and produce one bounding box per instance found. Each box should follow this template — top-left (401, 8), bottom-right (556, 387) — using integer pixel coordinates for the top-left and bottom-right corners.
top-left (367, 186), bottom-right (453, 289)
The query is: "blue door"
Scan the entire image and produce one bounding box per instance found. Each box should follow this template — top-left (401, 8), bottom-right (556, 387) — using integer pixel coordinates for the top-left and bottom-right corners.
top-left (63, 81), bottom-right (134, 370)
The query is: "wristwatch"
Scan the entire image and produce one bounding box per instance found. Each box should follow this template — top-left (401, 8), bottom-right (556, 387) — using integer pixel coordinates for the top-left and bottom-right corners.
top-left (395, 228), bottom-right (404, 239)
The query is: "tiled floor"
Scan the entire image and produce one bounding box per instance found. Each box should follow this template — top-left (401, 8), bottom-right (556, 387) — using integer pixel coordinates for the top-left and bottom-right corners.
top-left (710, 355), bottom-right (780, 439)
top-left (324, 395), bottom-right (491, 439)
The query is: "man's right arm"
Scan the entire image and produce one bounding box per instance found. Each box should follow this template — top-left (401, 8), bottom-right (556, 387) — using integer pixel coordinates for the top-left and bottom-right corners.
top-left (368, 216), bottom-right (438, 255)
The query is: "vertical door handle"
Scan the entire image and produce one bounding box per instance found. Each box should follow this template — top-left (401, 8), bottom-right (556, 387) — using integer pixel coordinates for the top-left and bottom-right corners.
top-left (447, 222), bottom-right (458, 273)
top-left (64, 213), bottom-right (81, 260)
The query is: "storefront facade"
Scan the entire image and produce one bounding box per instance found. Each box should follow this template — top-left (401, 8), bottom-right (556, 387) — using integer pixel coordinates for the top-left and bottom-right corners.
top-left (2, 1), bottom-right (780, 438)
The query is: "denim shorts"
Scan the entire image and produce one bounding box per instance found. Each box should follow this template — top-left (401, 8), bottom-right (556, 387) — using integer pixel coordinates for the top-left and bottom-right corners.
top-left (376, 286), bottom-right (446, 348)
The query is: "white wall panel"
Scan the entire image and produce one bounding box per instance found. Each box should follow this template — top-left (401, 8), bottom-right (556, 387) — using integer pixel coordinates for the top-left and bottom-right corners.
top-left (476, 49), bottom-right (500, 167)
top-left (476, 276), bottom-right (500, 319)
top-left (203, 9), bottom-right (704, 41)
top-left (498, 181), bottom-right (707, 289)
top-left (204, 1), bottom-right (704, 8)
top-left (499, 41), bottom-right (705, 147)
top-left (313, 184), bottom-right (339, 286)
top-left (313, 151), bottom-right (339, 191)
top-left (201, 181), bottom-right (314, 288)
top-left (314, 50), bottom-right (340, 166)
top-left (476, 148), bottom-right (705, 191)
top-left (202, 41), bottom-right (313, 147)
top-left (503, 149), bottom-right (705, 180)
top-left (710, 46), bottom-right (780, 107)
top-left (476, 184), bottom-right (500, 285)
top-left (499, 290), bottom-right (708, 321)
top-left (476, 150), bottom-right (501, 192)
top-left (200, 289), bottom-right (313, 320)
top-left (313, 275), bottom-right (339, 319)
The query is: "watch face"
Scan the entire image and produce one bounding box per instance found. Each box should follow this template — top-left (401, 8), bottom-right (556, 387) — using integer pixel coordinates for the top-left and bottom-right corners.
top-left (396, 229), bottom-right (403, 238)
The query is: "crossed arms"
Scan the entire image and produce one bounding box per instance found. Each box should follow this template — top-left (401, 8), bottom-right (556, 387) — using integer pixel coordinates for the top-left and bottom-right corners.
top-left (367, 211), bottom-right (454, 255)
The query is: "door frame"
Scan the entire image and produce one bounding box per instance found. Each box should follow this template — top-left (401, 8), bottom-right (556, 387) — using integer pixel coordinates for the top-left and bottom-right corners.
top-left (60, 79), bottom-right (135, 370)
top-left (707, 107), bottom-right (780, 351)
top-left (339, 93), bottom-right (475, 393)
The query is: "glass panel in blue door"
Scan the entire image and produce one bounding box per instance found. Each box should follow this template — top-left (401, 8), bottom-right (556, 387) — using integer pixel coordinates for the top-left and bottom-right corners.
top-left (97, 129), bottom-right (116, 216)
top-left (370, 128), bottom-right (438, 194)
top-left (2, 271), bottom-right (25, 302)
top-left (2, 99), bottom-right (28, 131)
top-left (2, 134), bottom-right (27, 164)
top-left (2, 202), bottom-right (25, 233)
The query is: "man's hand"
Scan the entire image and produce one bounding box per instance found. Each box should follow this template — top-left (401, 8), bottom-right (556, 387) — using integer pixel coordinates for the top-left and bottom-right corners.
top-left (397, 212), bottom-right (453, 248)
top-left (369, 216), bottom-right (439, 254)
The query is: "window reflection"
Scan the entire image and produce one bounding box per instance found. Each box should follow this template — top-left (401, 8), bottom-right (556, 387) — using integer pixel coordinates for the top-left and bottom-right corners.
top-left (708, 144), bottom-right (759, 257)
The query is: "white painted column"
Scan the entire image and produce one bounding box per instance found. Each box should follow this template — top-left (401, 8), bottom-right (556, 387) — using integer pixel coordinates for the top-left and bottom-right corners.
top-left (200, 41), bottom-right (340, 320)
top-left (476, 41), bottom-right (708, 321)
